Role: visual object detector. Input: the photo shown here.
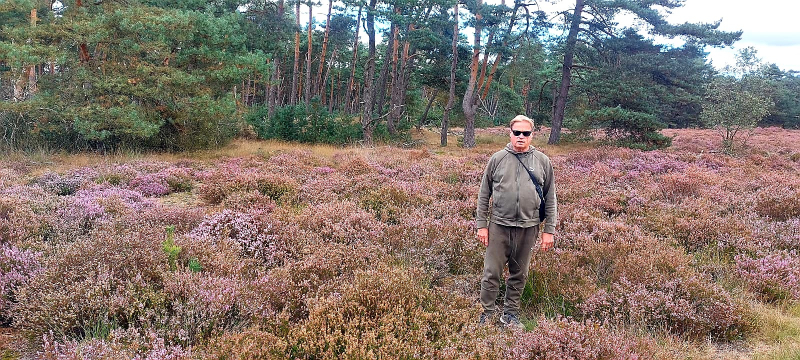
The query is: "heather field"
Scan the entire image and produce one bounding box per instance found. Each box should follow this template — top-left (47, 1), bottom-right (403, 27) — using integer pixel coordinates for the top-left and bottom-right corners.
top-left (1, 127), bottom-right (800, 359)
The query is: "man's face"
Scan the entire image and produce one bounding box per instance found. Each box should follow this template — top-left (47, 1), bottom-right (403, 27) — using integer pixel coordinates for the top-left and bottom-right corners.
top-left (509, 121), bottom-right (533, 152)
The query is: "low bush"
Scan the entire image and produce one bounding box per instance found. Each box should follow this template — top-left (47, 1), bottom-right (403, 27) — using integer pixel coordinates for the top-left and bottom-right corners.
top-left (736, 251), bottom-right (800, 302)
top-left (581, 107), bottom-right (673, 150)
top-left (289, 266), bottom-right (474, 359)
top-left (246, 105), bottom-right (362, 145)
top-left (507, 316), bottom-right (654, 359)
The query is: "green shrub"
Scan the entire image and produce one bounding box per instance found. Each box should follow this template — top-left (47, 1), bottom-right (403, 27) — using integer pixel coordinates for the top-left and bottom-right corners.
top-left (246, 104), bottom-right (362, 145)
top-left (582, 106), bottom-right (672, 150)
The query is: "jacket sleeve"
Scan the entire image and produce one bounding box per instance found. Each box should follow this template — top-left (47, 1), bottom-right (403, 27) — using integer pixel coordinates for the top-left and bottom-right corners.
top-left (476, 156), bottom-right (495, 229)
top-left (542, 157), bottom-right (558, 234)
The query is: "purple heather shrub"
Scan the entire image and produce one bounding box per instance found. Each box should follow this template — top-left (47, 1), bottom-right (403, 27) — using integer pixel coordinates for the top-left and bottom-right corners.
top-left (383, 212), bottom-right (482, 277)
top-left (578, 274), bottom-right (745, 340)
top-left (736, 251), bottom-right (800, 302)
top-left (35, 171), bottom-right (86, 196)
top-left (129, 172), bottom-right (171, 197)
top-left (220, 190), bottom-right (277, 213)
top-left (12, 228), bottom-right (170, 340)
top-left (506, 316), bottom-right (650, 360)
top-left (750, 218), bottom-right (800, 251)
top-left (295, 200), bottom-right (387, 245)
top-left (753, 181), bottom-right (800, 221)
top-left (53, 186), bottom-right (157, 240)
top-left (97, 163), bottom-right (141, 186)
top-left (189, 209), bottom-right (289, 267)
top-left (266, 150), bottom-right (317, 172)
top-left (198, 328), bottom-right (288, 360)
top-left (0, 190), bottom-right (59, 243)
top-left (159, 271), bottom-right (242, 345)
top-left (40, 328), bottom-right (192, 360)
top-left (0, 243), bottom-right (42, 324)
top-left (241, 240), bottom-right (387, 322)
top-left (162, 167), bottom-right (195, 192)
top-left (313, 166), bottom-right (335, 175)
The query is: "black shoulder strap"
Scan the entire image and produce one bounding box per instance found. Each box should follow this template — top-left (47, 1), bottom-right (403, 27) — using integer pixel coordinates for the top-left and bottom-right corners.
top-left (514, 153), bottom-right (546, 221)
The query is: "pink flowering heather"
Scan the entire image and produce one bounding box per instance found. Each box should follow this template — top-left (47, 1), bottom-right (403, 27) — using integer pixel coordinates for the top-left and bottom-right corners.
top-left (0, 243), bottom-right (42, 324)
top-left (507, 316), bottom-right (649, 360)
top-left (39, 328), bottom-right (192, 360)
top-left (736, 251), bottom-right (800, 302)
top-left (35, 171), bottom-right (87, 196)
top-left (189, 209), bottom-right (289, 267)
top-left (159, 272), bottom-right (242, 345)
top-left (578, 275), bottom-right (745, 340)
top-left (5, 128), bottom-right (800, 358)
top-left (129, 172), bottom-right (171, 197)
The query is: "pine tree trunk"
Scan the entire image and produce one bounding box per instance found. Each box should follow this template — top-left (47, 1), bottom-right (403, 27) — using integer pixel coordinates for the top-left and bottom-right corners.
top-left (461, 0), bottom-right (482, 148)
top-left (418, 88), bottom-right (439, 129)
top-left (291, 0), bottom-right (301, 106)
top-left (375, 21), bottom-right (396, 120)
top-left (346, 6), bottom-right (362, 113)
top-left (321, 49), bottom-right (336, 106)
top-left (479, 0), bottom-right (514, 99)
top-left (386, 17), bottom-right (401, 135)
top-left (361, 0), bottom-right (378, 144)
top-left (304, 3), bottom-right (313, 108)
top-left (316, 0), bottom-right (333, 98)
top-left (549, 0), bottom-right (584, 145)
top-left (476, 31), bottom-right (494, 92)
top-left (441, 2), bottom-right (458, 147)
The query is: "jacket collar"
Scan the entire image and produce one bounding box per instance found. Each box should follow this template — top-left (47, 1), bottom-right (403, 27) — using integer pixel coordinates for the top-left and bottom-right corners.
top-left (505, 143), bottom-right (533, 155)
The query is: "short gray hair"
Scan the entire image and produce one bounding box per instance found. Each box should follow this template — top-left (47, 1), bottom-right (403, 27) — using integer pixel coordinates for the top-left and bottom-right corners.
top-left (509, 115), bottom-right (534, 129)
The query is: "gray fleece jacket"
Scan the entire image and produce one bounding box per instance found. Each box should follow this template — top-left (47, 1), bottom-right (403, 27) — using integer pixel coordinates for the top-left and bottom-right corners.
top-left (476, 143), bottom-right (558, 234)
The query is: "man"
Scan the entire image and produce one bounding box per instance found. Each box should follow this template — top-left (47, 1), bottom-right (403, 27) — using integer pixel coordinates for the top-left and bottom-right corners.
top-left (476, 115), bottom-right (557, 328)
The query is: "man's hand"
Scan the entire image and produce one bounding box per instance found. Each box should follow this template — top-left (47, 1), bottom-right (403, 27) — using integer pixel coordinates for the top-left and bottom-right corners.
top-left (540, 232), bottom-right (555, 251)
top-left (477, 228), bottom-right (489, 246)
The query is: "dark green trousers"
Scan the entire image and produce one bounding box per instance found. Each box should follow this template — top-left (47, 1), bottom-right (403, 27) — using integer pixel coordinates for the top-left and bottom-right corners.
top-left (480, 222), bottom-right (538, 316)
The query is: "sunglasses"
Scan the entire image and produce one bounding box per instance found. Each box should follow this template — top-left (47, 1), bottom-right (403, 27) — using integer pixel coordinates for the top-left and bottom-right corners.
top-left (511, 130), bottom-right (532, 137)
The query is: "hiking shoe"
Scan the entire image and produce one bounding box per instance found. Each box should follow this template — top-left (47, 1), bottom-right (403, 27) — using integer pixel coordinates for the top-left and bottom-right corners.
top-left (500, 313), bottom-right (524, 329)
top-left (479, 312), bottom-right (492, 325)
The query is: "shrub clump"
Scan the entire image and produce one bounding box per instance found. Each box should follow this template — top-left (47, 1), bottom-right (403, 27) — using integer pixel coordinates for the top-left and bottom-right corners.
top-left (736, 251), bottom-right (800, 302)
top-left (507, 316), bottom-right (653, 359)
top-left (289, 266), bottom-right (474, 359)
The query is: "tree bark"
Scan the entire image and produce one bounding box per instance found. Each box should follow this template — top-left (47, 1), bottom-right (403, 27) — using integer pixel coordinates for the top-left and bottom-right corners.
top-left (304, 2), bottom-right (313, 108)
top-left (290, 0), bottom-right (301, 106)
top-left (476, 31), bottom-right (494, 93)
top-left (361, 0), bottom-right (378, 144)
top-left (549, 0), bottom-right (584, 145)
top-left (441, 2), bottom-right (459, 147)
top-left (418, 88), bottom-right (439, 129)
top-left (346, 6), bottom-right (362, 113)
top-left (321, 49), bottom-right (336, 106)
top-left (461, 0), bottom-right (482, 148)
top-left (375, 21), bottom-right (397, 121)
top-left (480, 0), bottom-right (515, 99)
top-left (315, 0), bottom-right (333, 98)
top-left (386, 16), bottom-right (401, 134)
top-left (268, 58), bottom-right (281, 118)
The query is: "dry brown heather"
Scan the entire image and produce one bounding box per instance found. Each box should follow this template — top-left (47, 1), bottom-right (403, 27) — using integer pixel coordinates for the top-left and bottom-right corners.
top-left (1, 127), bottom-right (799, 359)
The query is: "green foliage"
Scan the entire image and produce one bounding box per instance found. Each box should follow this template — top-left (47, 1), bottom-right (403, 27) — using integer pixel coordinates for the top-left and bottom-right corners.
top-left (578, 31), bottom-right (713, 129)
top-left (162, 226), bottom-right (181, 271)
top-left (1, 2), bottom-right (248, 151)
top-left (582, 106), bottom-right (672, 150)
top-left (246, 105), bottom-right (362, 145)
top-left (188, 257), bottom-right (202, 273)
top-left (701, 76), bottom-right (772, 153)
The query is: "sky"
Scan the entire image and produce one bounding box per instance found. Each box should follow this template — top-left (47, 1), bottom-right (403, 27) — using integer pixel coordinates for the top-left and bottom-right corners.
top-left (661, 0), bottom-right (800, 72)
